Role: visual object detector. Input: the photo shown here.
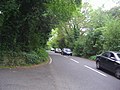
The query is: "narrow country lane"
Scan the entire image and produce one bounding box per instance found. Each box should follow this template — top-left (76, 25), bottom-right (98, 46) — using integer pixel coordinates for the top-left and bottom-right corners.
top-left (0, 51), bottom-right (120, 90)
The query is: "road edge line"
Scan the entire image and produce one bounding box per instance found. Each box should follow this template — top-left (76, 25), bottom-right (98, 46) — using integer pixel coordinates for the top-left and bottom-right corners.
top-left (49, 56), bottom-right (53, 64)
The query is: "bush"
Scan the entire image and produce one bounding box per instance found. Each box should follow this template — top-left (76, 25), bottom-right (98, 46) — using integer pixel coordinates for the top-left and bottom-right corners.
top-left (0, 51), bottom-right (26, 66)
top-left (89, 55), bottom-right (96, 61)
top-left (24, 48), bottom-right (48, 65)
top-left (36, 48), bottom-right (48, 61)
top-left (0, 48), bottom-right (48, 66)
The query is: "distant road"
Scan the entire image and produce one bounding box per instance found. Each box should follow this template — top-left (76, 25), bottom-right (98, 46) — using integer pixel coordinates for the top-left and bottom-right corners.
top-left (0, 51), bottom-right (120, 90)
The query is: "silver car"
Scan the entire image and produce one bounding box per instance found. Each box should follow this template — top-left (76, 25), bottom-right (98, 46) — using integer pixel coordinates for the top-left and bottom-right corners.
top-left (61, 48), bottom-right (72, 56)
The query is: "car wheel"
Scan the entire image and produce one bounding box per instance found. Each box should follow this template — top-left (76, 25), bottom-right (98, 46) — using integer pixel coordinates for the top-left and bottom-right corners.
top-left (115, 68), bottom-right (120, 79)
top-left (96, 61), bottom-right (101, 69)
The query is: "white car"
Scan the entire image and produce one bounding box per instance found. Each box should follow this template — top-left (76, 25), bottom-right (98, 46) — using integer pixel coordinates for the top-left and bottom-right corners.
top-left (51, 48), bottom-right (55, 51)
top-left (55, 48), bottom-right (62, 53)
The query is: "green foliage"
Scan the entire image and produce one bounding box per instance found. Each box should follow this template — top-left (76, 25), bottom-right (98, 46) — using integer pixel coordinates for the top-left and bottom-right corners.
top-left (36, 48), bottom-right (48, 62)
top-left (0, 48), bottom-right (48, 66)
top-left (47, 0), bottom-right (82, 49)
top-left (1, 0), bottom-right (81, 51)
top-left (0, 14), bottom-right (4, 26)
top-left (1, 0), bottom-right (80, 66)
top-left (0, 51), bottom-right (26, 66)
top-left (89, 8), bottom-right (108, 28)
top-left (103, 19), bottom-right (120, 51)
top-left (48, 4), bottom-right (120, 59)
top-left (107, 6), bottom-right (120, 19)
top-left (24, 48), bottom-right (48, 65)
top-left (47, 0), bottom-right (77, 22)
top-left (0, 0), bottom-right (51, 52)
top-left (89, 55), bottom-right (96, 61)
top-left (83, 28), bottom-right (104, 56)
top-left (47, 28), bottom-right (59, 48)
top-left (73, 6), bottom-right (120, 58)
top-left (73, 37), bottom-right (85, 56)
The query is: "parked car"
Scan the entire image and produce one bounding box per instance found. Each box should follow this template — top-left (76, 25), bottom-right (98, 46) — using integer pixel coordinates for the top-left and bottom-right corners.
top-left (54, 48), bottom-right (62, 53)
top-left (61, 48), bottom-right (72, 56)
top-left (51, 47), bottom-right (55, 51)
top-left (96, 51), bottom-right (120, 79)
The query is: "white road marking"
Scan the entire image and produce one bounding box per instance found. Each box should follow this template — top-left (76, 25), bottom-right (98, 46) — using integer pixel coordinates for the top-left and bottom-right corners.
top-left (84, 65), bottom-right (107, 77)
top-left (49, 56), bottom-right (53, 64)
top-left (70, 58), bottom-right (79, 63)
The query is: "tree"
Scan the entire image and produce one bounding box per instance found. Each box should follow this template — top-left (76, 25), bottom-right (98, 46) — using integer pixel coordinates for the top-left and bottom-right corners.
top-left (47, 1), bottom-right (120, 58)
top-left (107, 6), bottom-right (120, 19)
top-left (47, 0), bottom-right (82, 49)
top-left (0, 0), bottom-right (82, 66)
top-left (47, 0), bottom-right (78, 23)
top-left (103, 19), bottom-right (120, 51)
top-left (0, 0), bottom-right (82, 52)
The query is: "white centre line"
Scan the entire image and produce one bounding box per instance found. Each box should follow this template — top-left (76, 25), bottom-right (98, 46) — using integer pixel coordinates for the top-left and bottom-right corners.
top-left (49, 56), bottom-right (53, 64)
top-left (70, 58), bottom-right (79, 63)
top-left (84, 65), bottom-right (107, 77)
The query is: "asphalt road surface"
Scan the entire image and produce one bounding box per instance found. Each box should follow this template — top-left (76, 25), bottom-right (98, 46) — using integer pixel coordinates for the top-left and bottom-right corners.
top-left (0, 51), bottom-right (120, 90)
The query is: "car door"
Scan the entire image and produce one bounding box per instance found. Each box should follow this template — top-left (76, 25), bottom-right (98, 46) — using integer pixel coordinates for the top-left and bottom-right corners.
top-left (100, 52), bottom-right (110, 69)
top-left (106, 53), bottom-right (116, 72)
